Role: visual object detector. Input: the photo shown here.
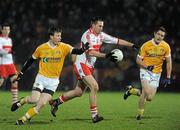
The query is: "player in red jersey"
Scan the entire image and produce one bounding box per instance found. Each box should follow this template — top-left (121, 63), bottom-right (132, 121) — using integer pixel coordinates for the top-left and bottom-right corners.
top-left (0, 23), bottom-right (18, 104)
top-left (50, 16), bottom-right (139, 123)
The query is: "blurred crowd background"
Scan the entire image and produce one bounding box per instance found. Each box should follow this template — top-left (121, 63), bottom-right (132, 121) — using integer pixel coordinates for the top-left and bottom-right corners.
top-left (0, 0), bottom-right (179, 92)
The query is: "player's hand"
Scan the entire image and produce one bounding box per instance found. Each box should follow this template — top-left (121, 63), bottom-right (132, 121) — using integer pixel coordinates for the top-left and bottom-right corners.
top-left (105, 52), bottom-right (118, 62)
top-left (162, 78), bottom-right (171, 87)
top-left (13, 72), bottom-right (23, 83)
top-left (146, 65), bottom-right (154, 71)
top-left (17, 72), bottom-right (23, 81)
top-left (132, 44), bottom-right (139, 52)
top-left (82, 42), bottom-right (90, 51)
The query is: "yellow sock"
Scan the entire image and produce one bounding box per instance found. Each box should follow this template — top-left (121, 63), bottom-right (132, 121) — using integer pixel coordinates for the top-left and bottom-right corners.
top-left (20, 107), bottom-right (38, 122)
top-left (137, 109), bottom-right (144, 116)
top-left (130, 88), bottom-right (140, 96)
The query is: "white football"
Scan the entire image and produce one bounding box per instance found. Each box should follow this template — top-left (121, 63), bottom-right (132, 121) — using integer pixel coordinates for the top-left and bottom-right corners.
top-left (111, 49), bottom-right (123, 62)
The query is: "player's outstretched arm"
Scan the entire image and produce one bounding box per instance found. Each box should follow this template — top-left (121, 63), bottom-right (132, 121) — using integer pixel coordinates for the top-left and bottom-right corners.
top-left (71, 42), bottom-right (90, 55)
top-left (117, 39), bottom-right (139, 50)
top-left (16, 56), bottom-right (35, 81)
top-left (87, 50), bottom-right (117, 62)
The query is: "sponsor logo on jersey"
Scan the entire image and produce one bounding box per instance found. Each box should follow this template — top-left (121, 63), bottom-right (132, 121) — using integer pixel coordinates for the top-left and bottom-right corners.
top-left (42, 57), bottom-right (61, 63)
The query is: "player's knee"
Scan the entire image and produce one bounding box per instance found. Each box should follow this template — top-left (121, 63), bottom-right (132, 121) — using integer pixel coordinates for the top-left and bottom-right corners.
top-left (146, 98), bottom-right (152, 101)
top-left (38, 100), bottom-right (47, 108)
top-left (91, 83), bottom-right (99, 92)
top-left (10, 75), bottom-right (18, 83)
top-left (75, 90), bottom-right (83, 97)
top-left (29, 96), bottom-right (39, 104)
top-left (94, 86), bottom-right (99, 92)
top-left (11, 82), bottom-right (18, 89)
top-left (0, 82), bottom-right (3, 87)
top-left (146, 95), bottom-right (153, 101)
top-left (0, 79), bottom-right (4, 86)
top-left (41, 101), bottom-right (47, 107)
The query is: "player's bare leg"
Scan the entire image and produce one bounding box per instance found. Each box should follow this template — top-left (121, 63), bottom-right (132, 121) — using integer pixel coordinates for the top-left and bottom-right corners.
top-left (50, 80), bottom-right (87, 117)
top-left (82, 75), bottom-right (103, 123)
top-left (60, 80), bottom-right (87, 101)
top-left (136, 79), bottom-right (148, 120)
top-left (11, 90), bottom-right (41, 111)
top-left (137, 87), bottom-right (146, 120)
top-left (16, 93), bottom-right (52, 125)
top-left (51, 75), bottom-right (103, 123)
top-left (136, 79), bottom-right (157, 120)
top-left (146, 87), bottom-right (157, 101)
top-left (0, 78), bottom-right (4, 87)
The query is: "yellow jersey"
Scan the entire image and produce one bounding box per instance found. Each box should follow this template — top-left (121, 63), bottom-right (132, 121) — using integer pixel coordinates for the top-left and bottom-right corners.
top-left (32, 42), bottom-right (73, 78)
top-left (138, 39), bottom-right (171, 74)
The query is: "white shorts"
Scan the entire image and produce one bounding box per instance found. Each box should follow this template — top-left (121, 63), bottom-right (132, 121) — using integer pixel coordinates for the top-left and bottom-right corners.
top-left (140, 69), bottom-right (161, 88)
top-left (33, 74), bottom-right (59, 93)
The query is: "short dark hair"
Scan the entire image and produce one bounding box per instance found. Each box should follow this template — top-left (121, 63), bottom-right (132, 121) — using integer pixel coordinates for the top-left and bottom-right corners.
top-left (154, 26), bottom-right (167, 34)
top-left (91, 16), bottom-right (103, 25)
top-left (48, 26), bottom-right (62, 36)
top-left (2, 23), bottom-right (10, 28)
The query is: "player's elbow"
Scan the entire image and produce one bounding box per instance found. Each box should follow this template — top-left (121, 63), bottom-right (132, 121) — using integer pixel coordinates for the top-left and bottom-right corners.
top-left (136, 58), bottom-right (140, 66)
top-left (87, 50), bottom-right (94, 56)
top-left (136, 56), bottom-right (143, 67)
top-left (71, 55), bottom-right (77, 63)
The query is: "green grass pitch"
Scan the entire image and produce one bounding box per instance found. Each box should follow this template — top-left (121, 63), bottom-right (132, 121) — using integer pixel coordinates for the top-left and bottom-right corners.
top-left (0, 91), bottom-right (179, 130)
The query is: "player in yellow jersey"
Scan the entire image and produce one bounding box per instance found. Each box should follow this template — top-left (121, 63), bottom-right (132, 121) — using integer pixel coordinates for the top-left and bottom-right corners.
top-left (124, 26), bottom-right (172, 120)
top-left (11, 26), bottom-right (89, 125)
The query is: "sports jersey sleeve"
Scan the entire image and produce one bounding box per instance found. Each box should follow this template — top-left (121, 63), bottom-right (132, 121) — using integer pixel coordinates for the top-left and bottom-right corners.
top-left (138, 43), bottom-right (146, 59)
top-left (32, 46), bottom-right (41, 59)
top-left (102, 32), bottom-right (118, 44)
top-left (80, 32), bottom-right (95, 52)
top-left (81, 32), bottom-right (91, 47)
top-left (165, 44), bottom-right (171, 57)
top-left (81, 33), bottom-right (88, 44)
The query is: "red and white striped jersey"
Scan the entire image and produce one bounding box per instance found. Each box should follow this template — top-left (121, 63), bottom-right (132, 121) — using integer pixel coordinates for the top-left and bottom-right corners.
top-left (75, 28), bottom-right (118, 68)
top-left (0, 35), bottom-right (14, 65)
